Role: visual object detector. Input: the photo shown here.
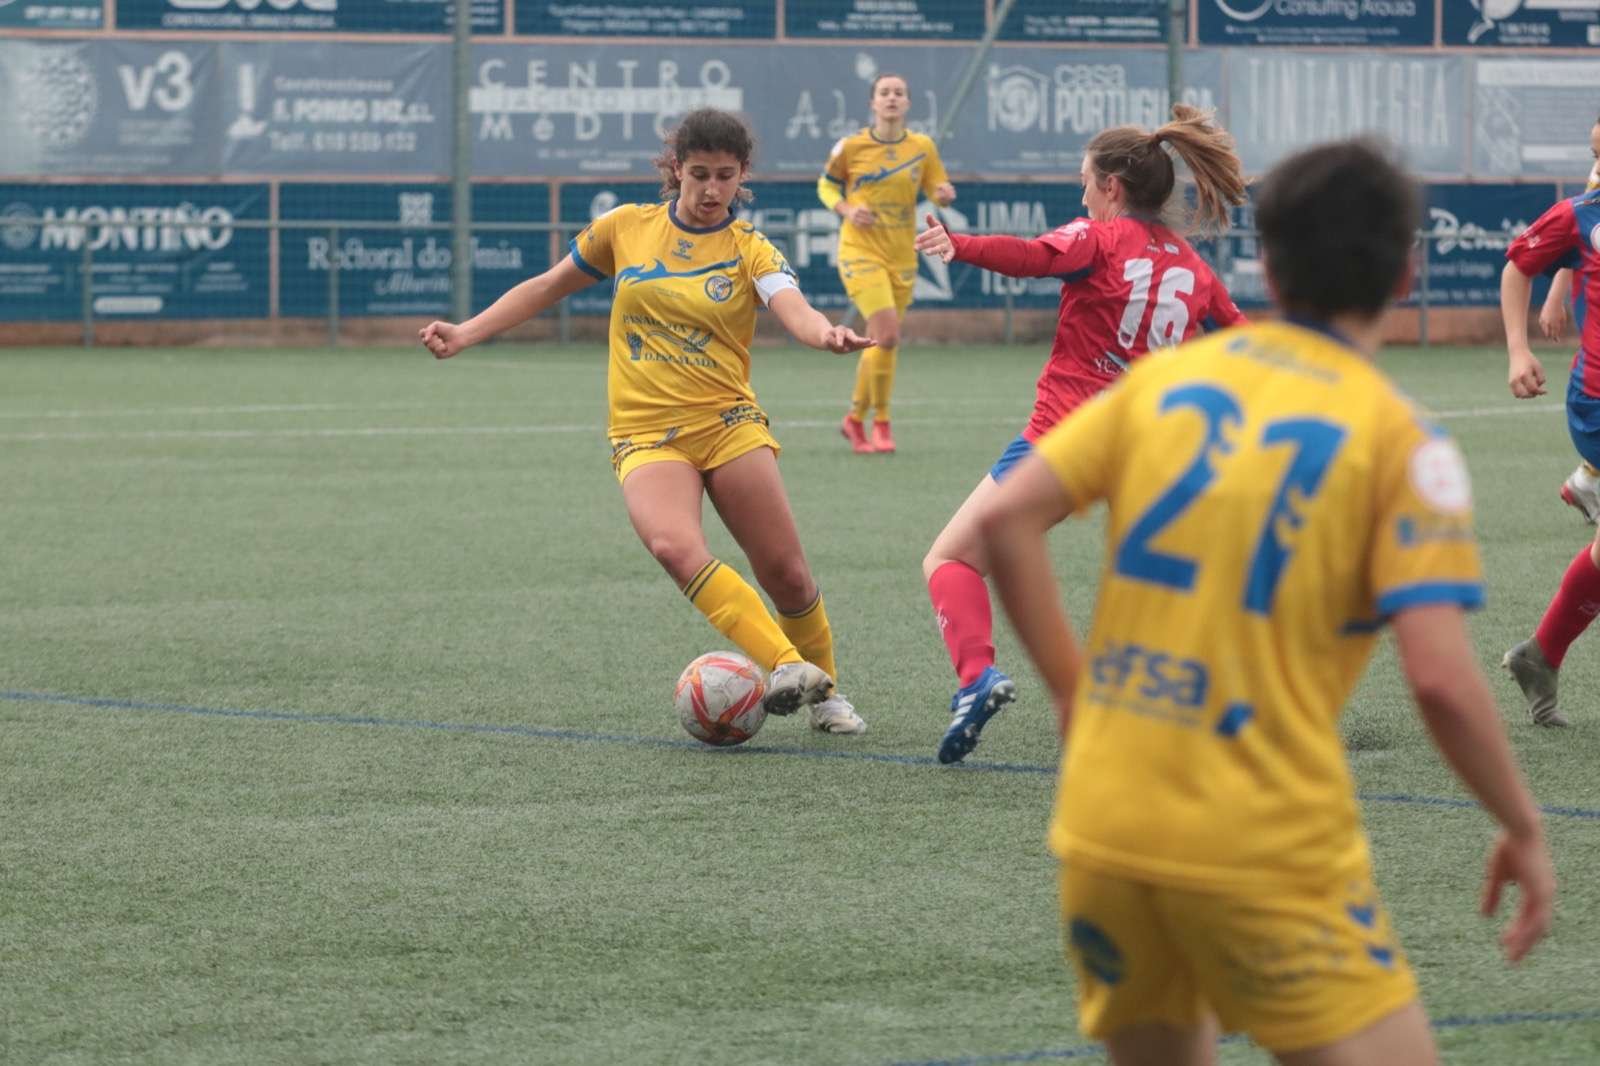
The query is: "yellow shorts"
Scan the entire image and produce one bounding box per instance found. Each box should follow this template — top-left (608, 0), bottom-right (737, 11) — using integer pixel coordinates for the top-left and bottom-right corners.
top-left (610, 406), bottom-right (780, 484)
top-left (1059, 861), bottom-right (1418, 1054)
top-left (839, 255), bottom-right (915, 320)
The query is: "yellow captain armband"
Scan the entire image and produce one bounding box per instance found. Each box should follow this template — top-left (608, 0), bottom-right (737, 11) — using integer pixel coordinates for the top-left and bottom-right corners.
top-left (817, 174), bottom-right (844, 212)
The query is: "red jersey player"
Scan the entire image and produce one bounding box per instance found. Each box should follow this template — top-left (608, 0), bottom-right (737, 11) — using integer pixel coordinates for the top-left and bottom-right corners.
top-left (915, 105), bottom-right (1248, 764)
top-left (1501, 183), bottom-right (1600, 726)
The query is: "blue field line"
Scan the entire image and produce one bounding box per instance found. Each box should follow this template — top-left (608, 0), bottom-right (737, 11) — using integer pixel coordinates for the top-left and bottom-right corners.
top-left (885, 1009), bottom-right (1600, 1066)
top-left (5, 689), bottom-right (1599, 822)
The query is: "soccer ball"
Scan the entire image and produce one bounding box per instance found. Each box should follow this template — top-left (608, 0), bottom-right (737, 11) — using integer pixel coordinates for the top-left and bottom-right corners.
top-left (675, 651), bottom-right (767, 747)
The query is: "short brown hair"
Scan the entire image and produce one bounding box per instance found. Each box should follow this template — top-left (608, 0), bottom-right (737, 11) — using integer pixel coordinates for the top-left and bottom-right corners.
top-left (653, 109), bottom-right (756, 204)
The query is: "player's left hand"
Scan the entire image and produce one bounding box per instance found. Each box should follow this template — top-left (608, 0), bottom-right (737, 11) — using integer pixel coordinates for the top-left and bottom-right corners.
top-left (821, 325), bottom-right (875, 354)
top-left (1539, 297), bottom-right (1571, 344)
top-left (915, 213), bottom-right (955, 263)
top-left (934, 183), bottom-right (957, 207)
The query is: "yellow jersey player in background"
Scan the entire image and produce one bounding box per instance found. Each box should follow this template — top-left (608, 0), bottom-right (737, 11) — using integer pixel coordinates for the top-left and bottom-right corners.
top-left (817, 73), bottom-right (955, 454)
top-left (419, 109), bottom-right (873, 735)
top-left (978, 140), bottom-right (1555, 1065)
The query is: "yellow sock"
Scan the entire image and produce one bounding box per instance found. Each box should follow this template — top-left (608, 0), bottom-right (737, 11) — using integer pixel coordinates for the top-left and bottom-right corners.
top-left (777, 591), bottom-right (837, 686)
top-left (683, 559), bottom-right (802, 671)
top-left (866, 345), bottom-right (897, 422)
top-left (850, 353), bottom-right (872, 422)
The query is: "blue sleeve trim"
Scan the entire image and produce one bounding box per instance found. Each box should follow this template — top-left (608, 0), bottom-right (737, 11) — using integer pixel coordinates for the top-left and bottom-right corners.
top-left (568, 239), bottom-right (608, 281)
top-left (1340, 617), bottom-right (1385, 635)
top-left (821, 173), bottom-right (845, 186)
top-left (1550, 248), bottom-right (1582, 275)
top-left (1053, 266), bottom-right (1093, 284)
top-left (1376, 581), bottom-right (1485, 618)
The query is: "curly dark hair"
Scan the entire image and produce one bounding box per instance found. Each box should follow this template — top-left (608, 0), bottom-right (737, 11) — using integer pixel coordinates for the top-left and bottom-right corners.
top-left (653, 108), bottom-right (756, 205)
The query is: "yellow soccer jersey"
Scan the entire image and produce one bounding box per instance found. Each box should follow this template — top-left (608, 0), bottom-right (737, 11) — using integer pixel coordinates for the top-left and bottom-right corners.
top-left (570, 201), bottom-right (798, 438)
top-left (1037, 320), bottom-right (1484, 893)
top-left (822, 129), bottom-right (949, 271)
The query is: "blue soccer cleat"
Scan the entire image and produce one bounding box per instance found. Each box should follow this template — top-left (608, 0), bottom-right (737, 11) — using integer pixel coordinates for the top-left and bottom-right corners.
top-left (938, 666), bottom-right (1017, 764)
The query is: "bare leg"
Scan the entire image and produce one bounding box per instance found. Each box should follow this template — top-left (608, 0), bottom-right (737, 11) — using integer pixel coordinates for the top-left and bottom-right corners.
top-left (619, 460), bottom-right (711, 586)
top-left (1275, 1002), bottom-right (1437, 1066)
top-left (704, 446), bottom-right (817, 614)
top-left (1104, 1019), bottom-right (1220, 1066)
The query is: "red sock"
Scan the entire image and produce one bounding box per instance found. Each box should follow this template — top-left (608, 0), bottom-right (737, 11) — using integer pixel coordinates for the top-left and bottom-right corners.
top-left (1534, 547), bottom-right (1600, 667)
top-left (928, 561), bottom-right (995, 687)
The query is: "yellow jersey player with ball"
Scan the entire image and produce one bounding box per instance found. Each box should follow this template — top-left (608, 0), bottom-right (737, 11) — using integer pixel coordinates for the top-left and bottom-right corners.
top-left (818, 73), bottom-right (955, 454)
top-left (980, 140), bottom-right (1554, 1065)
top-left (420, 109), bottom-right (872, 735)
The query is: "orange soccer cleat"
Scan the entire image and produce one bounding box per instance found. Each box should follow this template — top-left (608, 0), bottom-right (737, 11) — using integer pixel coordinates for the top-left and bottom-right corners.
top-left (841, 414), bottom-right (877, 454)
top-left (870, 420), bottom-right (896, 454)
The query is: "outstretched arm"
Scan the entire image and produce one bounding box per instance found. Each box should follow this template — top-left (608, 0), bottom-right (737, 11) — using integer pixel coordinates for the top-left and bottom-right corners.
top-left (767, 287), bottom-right (875, 353)
top-left (914, 213), bottom-right (1077, 278)
top-left (1392, 604), bottom-right (1554, 964)
top-left (419, 255), bottom-right (596, 360)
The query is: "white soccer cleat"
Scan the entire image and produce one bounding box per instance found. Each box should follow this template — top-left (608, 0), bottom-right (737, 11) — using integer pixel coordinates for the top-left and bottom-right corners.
top-left (1561, 464), bottom-right (1600, 525)
top-left (1502, 639), bottom-right (1569, 728)
top-left (763, 661), bottom-right (834, 717)
top-left (810, 693), bottom-right (867, 735)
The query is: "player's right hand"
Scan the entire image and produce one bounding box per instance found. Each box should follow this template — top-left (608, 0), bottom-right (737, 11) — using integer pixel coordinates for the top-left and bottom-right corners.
top-left (1539, 297), bottom-right (1571, 343)
top-left (1507, 348), bottom-right (1546, 398)
top-left (420, 320), bottom-right (466, 360)
top-left (841, 203), bottom-right (876, 227)
top-left (915, 213), bottom-right (955, 263)
top-left (1481, 829), bottom-right (1555, 964)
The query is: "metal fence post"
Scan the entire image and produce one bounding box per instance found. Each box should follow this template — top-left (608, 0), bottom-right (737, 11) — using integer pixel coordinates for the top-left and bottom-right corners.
top-left (558, 224), bottom-right (572, 344)
top-left (1418, 231), bottom-right (1431, 349)
top-left (80, 238), bottom-right (94, 348)
top-left (327, 225), bottom-right (341, 348)
top-left (1003, 289), bottom-right (1014, 346)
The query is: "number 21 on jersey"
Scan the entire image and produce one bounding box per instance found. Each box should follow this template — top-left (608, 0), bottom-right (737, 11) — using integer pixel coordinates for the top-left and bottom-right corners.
top-left (1114, 383), bottom-right (1347, 614)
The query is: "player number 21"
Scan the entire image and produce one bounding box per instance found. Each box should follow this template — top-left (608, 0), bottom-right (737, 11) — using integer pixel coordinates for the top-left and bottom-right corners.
top-left (1114, 383), bottom-right (1348, 614)
top-left (1117, 258), bottom-right (1194, 350)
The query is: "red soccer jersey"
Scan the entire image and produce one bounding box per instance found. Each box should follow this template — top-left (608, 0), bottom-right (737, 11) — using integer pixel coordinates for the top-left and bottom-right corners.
top-left (951, 215), bottom-right (1244, 440)
top-left (1507, 191), bottom-right (1600, 398)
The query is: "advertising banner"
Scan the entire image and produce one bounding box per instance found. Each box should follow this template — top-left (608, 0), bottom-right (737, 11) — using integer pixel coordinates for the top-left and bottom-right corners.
top-left (0, 0), bottom-right (102, 30)
top-left (555, 180), bottom-right (1084, 315)
top-left (1198, 0), bottom-right (1435, 46)
top-left (278, 183), bottom-right (551, 318)
top-left (0, 182), bottom-right (269, 320)
top-left (517, 1), bottom-right (775, 37)
top-left (784, 0), bottom-right (983, 39)
top-left (116, 0), bottom-right (502, 33)
top-left (1418, 182), bottom-right (1558, 306)
top-left (1444, 0), bottom-right (1600, 47)
top-left (1225, 51), bottom-right (1466, 176)
top-left (469, 44), bottom-right (1222, 180)
top-left (999, 0), bottom-right (1167, 43)
top-left (1475, 59), bottom-right (1600, 180)
top-left (0, 39), bottom-right (218, 177)
top-left (218, 43), bottom-right (450, 176)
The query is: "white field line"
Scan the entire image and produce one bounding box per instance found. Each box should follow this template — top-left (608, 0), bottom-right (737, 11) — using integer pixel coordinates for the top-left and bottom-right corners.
top-left (0, 403), bottom-right (1561, 444)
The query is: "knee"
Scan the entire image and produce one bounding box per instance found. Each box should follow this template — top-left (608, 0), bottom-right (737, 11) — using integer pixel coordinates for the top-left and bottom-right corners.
top-left (921, 549), bottom-right (944, 581)
top-left (758, 555), bottom-right (815, 609)
top-left (642, 533), bottom-right (705, 584)
top-left (873, 319), bottom-right (900, 352)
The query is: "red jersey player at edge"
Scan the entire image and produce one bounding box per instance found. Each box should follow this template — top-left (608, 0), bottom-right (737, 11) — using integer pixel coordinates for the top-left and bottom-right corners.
top-left (913, 104), bottom-right (1248, 763)
top-left (983, 138), bottom-right (1552, 1066)
top-left (419, 109), bottom-right (873, 734)
top-left (1501, 168), bottom-right (1600, 728)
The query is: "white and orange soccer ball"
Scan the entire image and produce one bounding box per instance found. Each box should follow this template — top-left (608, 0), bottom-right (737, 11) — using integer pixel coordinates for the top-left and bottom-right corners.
top-left (675, 651), bottom-right (767, 747)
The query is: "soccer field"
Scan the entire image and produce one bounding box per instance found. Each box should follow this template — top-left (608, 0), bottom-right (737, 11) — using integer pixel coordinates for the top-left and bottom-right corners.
top-left (4, 341), bottom-right (1599, 1065)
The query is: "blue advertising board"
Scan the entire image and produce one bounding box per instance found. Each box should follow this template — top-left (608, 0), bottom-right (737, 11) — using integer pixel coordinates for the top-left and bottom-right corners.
top-left (784, 0), bottom-right (983, 38)
top-left (1198, 0), bottom-right (1434, 46)
top-left (116, 0), bottom-right (502, 33)
top-left (278, 184), bottom-right (550, 319)
top-left (556, 180), bottom-right (1084, 315)
top-left (0, 0), bottom-right (102, 29)
top-left (0, 183), bottom-right (268, 321)
top-left (1000, 0), bottom-right (1167, 42)
top-left (1444, 0), bottom-right (1600, 47)
top-left (1417, 182), bottom-right (1558, 307)
top-left (517, 0), bottom-right (775, 37)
